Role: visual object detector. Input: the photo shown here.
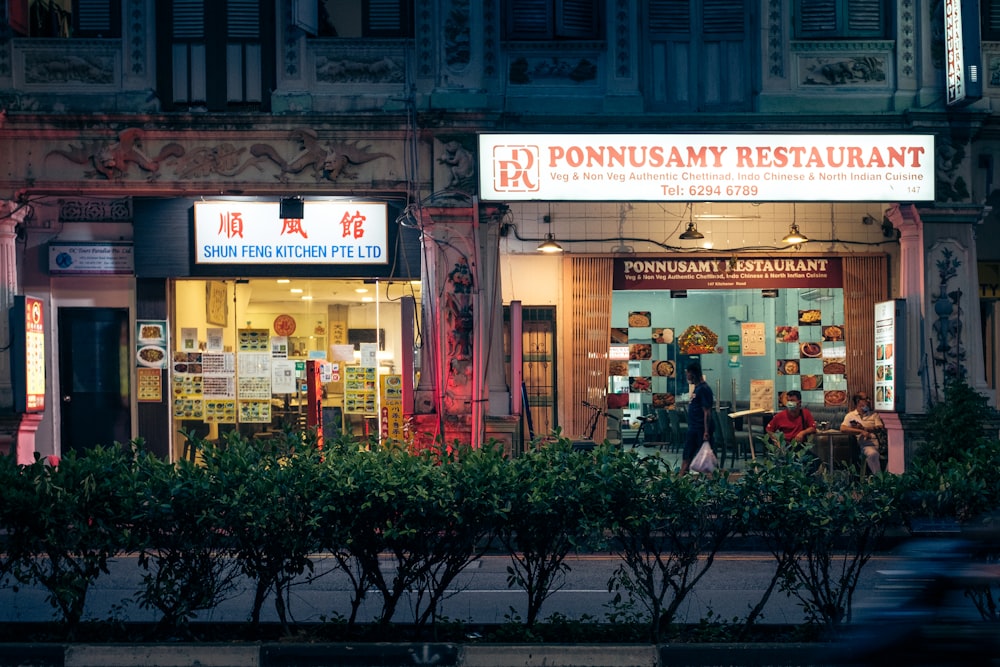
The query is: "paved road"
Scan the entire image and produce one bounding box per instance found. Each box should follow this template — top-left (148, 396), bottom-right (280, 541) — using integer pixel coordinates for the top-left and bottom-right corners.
top-left (0, 551), bottom-right (908, 627)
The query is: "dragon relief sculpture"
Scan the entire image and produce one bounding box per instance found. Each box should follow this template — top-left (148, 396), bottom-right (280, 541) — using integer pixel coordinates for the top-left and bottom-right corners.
top-left (47, 128), bottom-right (184, 180)
top-left (249, 129), bottom-right (394, 182)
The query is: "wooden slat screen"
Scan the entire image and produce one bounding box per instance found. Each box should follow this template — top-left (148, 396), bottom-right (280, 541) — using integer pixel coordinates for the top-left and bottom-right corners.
top-left (566, 257), bottom-right (614, 440)
top-left (842, 255), bottom-right (888, 402)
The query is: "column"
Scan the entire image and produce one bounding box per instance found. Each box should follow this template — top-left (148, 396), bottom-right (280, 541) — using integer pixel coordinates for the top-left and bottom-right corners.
top-left (0, 200), bottom-right (27, 458)
top-left (883, 203), bottom-right (924, 473)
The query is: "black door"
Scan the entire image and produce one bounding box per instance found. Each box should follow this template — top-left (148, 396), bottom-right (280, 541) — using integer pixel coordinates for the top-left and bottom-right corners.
top-left (58, 308), bottom-right (131, 454)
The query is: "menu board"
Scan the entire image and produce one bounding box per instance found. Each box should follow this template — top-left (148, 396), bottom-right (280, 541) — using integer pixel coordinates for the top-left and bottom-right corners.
top-left (345, 366), bottom-right (377, 414)
top-left (741, 322), bottom-right (766, 356)
top-left (380, 374), bottom-right (404, 440)
top-left (749, 379), bottom-right (774, 412)
top-left (874, 300), bottom-right (904, 412)
top-left (12, 296), bottom-right (46, 413)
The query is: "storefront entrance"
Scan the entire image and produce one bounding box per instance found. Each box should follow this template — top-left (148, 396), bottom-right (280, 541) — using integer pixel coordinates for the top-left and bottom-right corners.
top-left (58, 307), bottom-right (131, 454)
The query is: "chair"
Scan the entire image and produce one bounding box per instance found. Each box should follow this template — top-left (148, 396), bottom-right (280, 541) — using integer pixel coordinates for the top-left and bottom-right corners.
top-left (712, 408), bottom-right (735, 469)
top-left (667, 409), bottom-right (683, 453)
top-left (655, 409), bottom-right (671, 450)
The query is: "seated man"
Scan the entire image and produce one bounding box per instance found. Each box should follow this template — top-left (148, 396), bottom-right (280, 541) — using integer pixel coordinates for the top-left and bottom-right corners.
top-left (765, 390), bottom-right (817, 448)
top-left (840, 392), bottom-right (884, 474)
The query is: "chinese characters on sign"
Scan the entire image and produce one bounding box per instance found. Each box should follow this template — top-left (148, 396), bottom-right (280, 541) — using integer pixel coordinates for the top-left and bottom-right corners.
top-left (12, 296), bottom-right (46, 413)
top-left (195, 201), bottom-right (388, 264)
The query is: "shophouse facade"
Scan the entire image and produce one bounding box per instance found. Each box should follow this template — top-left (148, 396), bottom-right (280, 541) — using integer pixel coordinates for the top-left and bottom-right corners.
top-left (0, 1), bottom-right (996, 470)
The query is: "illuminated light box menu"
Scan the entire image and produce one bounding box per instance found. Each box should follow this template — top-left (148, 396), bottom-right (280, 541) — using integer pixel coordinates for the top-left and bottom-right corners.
top-left (874, 300), bottom-right (905, 413)
top-left (11, 295), bottom-right (46, 413)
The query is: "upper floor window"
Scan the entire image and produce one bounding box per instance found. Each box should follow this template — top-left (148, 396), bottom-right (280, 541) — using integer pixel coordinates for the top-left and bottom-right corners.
top-left (315, 0), bottom-right (413, 38)
top-left (982, 0), bottom-right (1000, 40)
top-left (503, 0), bottom-right (601, 40)
top-left (8, 0), bottom-right (121, 37)
top-left (795, 0), bottom-right (886, 39)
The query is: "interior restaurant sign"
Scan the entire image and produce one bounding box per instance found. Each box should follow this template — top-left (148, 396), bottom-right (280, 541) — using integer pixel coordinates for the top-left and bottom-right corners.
top-left (10, 295), bottom-right (45, 413)
top-left (478, 134), bottom-right (935, 202)
top-left (613, 257), bottom-right (843, 290)
top-left (194, 201), bottom-right (388, 265)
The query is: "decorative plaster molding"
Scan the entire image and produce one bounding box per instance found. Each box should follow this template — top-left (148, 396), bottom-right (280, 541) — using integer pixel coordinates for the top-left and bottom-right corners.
top-left (314, 50), bottom-right (406, 85)
top-left (791, 40), bottom-right (895, 53)
top-left (900, 0), bottom-right (916, 78)
top-left (127, 0), bottom-right (146, 76)
top-left (444, 0), bottom-right (471, 71)
top-left (768, 0), bottom-right (784, 78)
top-left (416, 0), bottom-right (433, 77)
top-left (59, 198), bottom-right (132, 222)
top-left (614, 0), bottom-right (631, 78)
top-left (483, 1), bottom-right (497, 77)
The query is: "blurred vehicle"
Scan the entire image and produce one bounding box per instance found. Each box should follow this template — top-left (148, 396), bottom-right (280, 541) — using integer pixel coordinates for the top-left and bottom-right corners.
top-left (824, 514), bottom-right (1000, 666)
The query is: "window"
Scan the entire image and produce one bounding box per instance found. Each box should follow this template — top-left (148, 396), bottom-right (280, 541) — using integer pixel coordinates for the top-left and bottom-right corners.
top-left (8, 0), bottom-right (121, 37)
top-left (645, 0), bottom-right (752, 112)
top-left (982, 0), bottom-right (1000, 41)
top-left (795, 0), bottom-right (886, 39)
top-left (315, 0), bottom-right (413, 38)
top-left (156, 0), bottom-right (275, 111)
top-left (504, 0), bottom-right (601, 40)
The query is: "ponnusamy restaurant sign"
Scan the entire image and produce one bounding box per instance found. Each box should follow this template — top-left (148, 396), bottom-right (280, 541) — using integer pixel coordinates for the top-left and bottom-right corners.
top-left (194, 201), bottom-right (388, 265)
top-left (613, 257), bottom-right (843, 291)
top-left (478, 134), bottom-right (935, 202)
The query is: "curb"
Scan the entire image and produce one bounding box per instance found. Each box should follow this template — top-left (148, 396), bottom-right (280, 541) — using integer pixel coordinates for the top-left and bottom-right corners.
top-left (0, 643), bottom-right (836, 667)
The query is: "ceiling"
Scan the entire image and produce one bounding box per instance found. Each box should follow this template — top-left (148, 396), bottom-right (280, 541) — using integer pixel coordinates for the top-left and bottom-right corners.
top-left (239, 278), bottom-right (421, 308)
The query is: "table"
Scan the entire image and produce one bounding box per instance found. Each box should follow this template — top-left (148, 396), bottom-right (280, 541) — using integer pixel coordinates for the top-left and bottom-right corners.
top-left (816, 429), bottom-right (844, 471)
top-left (728, 408), bottom-right (766, 460)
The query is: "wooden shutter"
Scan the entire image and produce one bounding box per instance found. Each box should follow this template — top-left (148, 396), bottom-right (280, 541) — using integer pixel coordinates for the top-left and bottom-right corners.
top-left (649, 0), bottom-right (691, 33)
top-left (507, 0), bottom-right (551, 39)
top-left (982, 0), bottom-right (1000, 40)
top-left (557, 0), bottom-right (598, 38)
top-left (703, 0), bottom-right (745, 33)
top-left (799, 0), bottom-right (838, 35)
top-left (846, 0), bottom-right (882, 32)
top-left (798, 0), bottom-right (884, 38)
top-left (75, 0), bottom-right (120, 37)
top-left (364, 0), bottom-right (411, 37)
top-left (566, 257), bottom-right (614, 441)
top-left (842, 255), bottom-right (887, 402)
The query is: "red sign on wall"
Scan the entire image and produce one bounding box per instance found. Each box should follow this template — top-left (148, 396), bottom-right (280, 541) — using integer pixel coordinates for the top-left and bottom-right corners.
top-left (11, 295), bottom-right (46, 413)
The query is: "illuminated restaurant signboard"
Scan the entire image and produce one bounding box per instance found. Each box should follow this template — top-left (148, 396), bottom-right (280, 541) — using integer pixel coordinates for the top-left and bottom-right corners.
top-left (10, 295), bottom-right (45, 413)
top-left (194, 201), bottom-right (388, 265)
top-left (945, 0), bottom-right (983, 107)
top-left (874, 299), bottom-right (905, 413)
top-left (612, 257), bottom-right (843, 291)
top-left (478, 134), bottom-right (935, 202)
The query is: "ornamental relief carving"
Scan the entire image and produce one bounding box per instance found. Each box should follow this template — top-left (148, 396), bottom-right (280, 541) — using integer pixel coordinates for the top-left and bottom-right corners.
top-left (24, 51), bottom-right (115, 85)
top-left (43, 128), bottom-right (397, 183)
top-left (798, 55), bottom-right (888, 86)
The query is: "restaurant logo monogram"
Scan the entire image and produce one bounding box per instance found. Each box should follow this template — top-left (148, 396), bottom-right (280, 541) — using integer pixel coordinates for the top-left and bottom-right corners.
top-left (491, 145), bottom-right (539, 192)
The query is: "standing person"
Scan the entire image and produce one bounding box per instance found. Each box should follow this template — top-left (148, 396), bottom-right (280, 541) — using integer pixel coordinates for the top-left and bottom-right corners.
top-left (680, 361), bottom-right (713, 475)
top-left (840, 392), bottom-right (884, 474)
top-left (765, 390), bottom-right (817, 448)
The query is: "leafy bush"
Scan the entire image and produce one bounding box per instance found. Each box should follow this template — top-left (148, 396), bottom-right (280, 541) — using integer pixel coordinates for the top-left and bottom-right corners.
top-left (599, 450), bottom-right (739, 642)
top-left (1, 444), bottom-right (139, 638)
top-left (131, 436), bottom-right (241, 638)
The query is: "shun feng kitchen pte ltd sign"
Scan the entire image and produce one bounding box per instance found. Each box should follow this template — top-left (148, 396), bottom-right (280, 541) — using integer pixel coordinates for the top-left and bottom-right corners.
top-left (194, 201), bottom-right (388, 265)
top-left (613, 257), bottom-right (843, 291)
top-left (478, 134), bottom-right (935, 202)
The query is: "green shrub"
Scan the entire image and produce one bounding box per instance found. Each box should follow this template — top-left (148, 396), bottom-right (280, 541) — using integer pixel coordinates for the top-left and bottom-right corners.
top-left (1, 443), bottom-right (139, 638)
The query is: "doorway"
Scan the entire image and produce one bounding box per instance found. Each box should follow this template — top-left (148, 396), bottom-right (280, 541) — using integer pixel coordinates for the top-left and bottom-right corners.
top-left (58, 308), bottom-right (131, 454)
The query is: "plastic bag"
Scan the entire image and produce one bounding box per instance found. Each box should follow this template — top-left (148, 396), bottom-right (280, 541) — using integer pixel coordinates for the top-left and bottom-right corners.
top-left (690, 440), bottom-right (717, 474)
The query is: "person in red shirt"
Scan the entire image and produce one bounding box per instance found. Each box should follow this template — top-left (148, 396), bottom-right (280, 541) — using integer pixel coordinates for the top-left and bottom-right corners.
top-left (766, 390), bottom-right (817, 448)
